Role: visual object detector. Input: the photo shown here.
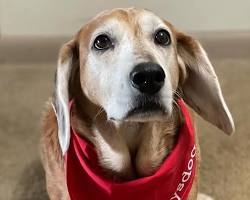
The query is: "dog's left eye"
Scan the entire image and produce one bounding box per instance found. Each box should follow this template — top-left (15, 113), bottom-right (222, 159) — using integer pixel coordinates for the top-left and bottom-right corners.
top-left (93, 34), bottom-right (113, 51)
top-left (154, 29), bottom-right (171, 46)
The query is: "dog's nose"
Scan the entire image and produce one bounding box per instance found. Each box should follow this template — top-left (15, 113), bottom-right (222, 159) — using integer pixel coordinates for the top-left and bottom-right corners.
top-left (130, 62), bottom-right (165, 95)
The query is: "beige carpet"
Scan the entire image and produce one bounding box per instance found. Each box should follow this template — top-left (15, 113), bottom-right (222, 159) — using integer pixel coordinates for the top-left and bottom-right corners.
top-left (0, 58), bottom-right (249, 200)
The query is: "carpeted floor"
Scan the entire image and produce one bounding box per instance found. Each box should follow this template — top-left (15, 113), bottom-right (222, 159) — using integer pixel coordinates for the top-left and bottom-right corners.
top-left (0, 58), bottom-right (249, 200)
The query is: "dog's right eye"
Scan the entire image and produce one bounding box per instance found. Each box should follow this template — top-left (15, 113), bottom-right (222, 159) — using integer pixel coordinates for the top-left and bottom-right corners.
top-left (93, 34), bottom-right (113, 51)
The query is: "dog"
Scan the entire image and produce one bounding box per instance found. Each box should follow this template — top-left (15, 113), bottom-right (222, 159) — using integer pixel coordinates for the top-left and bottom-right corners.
top-left (41, 8), bottom-right (234, 200)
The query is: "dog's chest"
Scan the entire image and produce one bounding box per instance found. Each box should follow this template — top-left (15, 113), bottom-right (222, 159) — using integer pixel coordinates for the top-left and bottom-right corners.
top-left (92, 123), bottom-right (145, 178)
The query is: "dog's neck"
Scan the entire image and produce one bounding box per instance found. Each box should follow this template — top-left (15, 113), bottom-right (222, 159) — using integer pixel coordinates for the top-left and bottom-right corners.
top-left (70, 94), bottom-right (182, 181)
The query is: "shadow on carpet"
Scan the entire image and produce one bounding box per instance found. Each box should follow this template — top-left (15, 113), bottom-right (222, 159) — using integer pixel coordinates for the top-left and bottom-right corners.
top-left (12, 160), bottom-right (49, 200)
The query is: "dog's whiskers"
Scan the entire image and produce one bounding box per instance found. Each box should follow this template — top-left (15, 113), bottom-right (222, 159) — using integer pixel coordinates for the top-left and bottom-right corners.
top-left (172, 89), bottom-right (182, 99)
top-left (171, 89), bottom-right (183, 114)
top-left (94, 107), bottom-right (105, 120)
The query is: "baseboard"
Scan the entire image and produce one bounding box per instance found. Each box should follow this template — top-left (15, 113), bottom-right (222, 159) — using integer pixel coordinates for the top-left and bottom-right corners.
top-left (0, 31), bottom-right (249, 64)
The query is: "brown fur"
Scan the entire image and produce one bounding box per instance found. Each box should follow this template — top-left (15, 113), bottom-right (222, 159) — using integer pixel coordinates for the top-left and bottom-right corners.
top-left (41, 103), bottom-right (70, 200)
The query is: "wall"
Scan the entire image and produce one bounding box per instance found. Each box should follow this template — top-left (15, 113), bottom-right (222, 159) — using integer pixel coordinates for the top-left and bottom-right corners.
top-left (1, 0), bottom-right (250, 36)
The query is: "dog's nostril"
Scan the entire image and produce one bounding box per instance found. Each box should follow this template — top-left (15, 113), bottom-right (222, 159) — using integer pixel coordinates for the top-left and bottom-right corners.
top-left (133, 72), bottom-right (146, 85)
top-left (155, 71), bottom-right (165, 83)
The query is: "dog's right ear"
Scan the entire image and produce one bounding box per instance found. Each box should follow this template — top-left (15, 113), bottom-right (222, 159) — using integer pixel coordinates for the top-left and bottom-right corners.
top-left (53, 39), bottom-right (79, 155)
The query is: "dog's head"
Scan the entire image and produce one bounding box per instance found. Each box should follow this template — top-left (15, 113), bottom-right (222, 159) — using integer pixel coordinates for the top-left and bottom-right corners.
top-left (54, 8), bottom-right (235, 154)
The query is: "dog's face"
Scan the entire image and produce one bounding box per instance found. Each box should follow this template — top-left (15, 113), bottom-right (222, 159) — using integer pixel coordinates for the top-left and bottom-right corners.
top-left (80, 9), bottom-right (178, 122)
top-left (55, 8), bottom-right (235, 154)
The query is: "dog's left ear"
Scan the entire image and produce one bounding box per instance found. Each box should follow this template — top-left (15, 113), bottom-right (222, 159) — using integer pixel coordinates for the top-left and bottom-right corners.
top-left (53, 38), bottom-right (79, 155)
top-left (176, 32), bottom-right (235, 135)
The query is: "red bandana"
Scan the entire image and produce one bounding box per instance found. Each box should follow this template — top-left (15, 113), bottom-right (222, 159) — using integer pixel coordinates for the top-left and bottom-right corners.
top-left (65, 99), bottom-right (196, 200)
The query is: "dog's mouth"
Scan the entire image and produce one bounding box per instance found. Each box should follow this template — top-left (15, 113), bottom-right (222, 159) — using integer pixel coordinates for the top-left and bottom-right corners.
top-left (125, 95), bottom-right (167, 121)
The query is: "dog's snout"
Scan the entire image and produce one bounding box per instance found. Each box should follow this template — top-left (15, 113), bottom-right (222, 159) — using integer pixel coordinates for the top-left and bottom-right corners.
top-left (130, 62), bottom-right (165, 95)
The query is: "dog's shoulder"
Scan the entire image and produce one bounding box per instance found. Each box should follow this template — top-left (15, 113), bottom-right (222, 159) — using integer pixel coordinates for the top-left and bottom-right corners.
top-left (40, 98), bottom-right (63, 167)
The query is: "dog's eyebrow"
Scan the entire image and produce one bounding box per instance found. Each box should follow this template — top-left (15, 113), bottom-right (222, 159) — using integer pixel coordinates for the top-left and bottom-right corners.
top-left (136, 18), bottom-right (172, 40)
top-left (91, 19), bottom-right (122, 37)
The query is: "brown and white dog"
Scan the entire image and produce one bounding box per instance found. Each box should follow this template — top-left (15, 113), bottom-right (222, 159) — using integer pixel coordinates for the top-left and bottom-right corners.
top-left (41, 8), bottom-right (234, 200)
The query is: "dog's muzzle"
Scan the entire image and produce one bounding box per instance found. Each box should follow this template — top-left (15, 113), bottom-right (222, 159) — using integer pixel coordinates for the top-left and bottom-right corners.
top-left (127, 62), bottom-right (166, 118)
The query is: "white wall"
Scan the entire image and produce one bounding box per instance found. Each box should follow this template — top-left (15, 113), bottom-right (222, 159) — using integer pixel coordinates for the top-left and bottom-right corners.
top-left (1, 0), bottom-right (250, 36)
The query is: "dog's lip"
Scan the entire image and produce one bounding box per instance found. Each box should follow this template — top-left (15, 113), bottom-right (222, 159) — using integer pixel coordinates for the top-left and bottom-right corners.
top-left (108, 102), bottom-right (166, 122)
top-left (126, 101), bottom-right (165, 118)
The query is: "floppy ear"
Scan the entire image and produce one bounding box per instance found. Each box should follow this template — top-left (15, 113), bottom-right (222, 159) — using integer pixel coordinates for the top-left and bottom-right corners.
top-left (176, 32), bottom-right (235, 135)
top-left (53, 39), bottom-right (79, 155)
